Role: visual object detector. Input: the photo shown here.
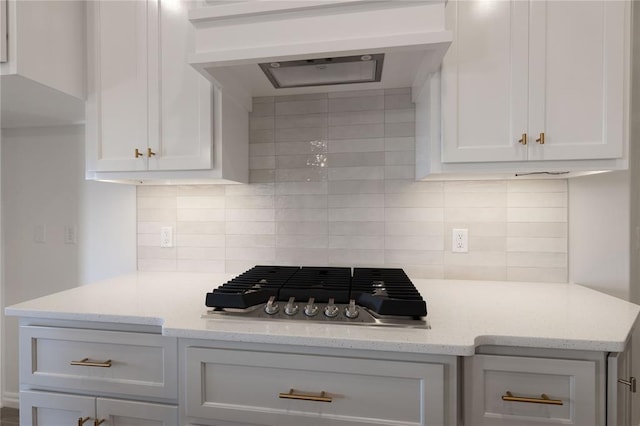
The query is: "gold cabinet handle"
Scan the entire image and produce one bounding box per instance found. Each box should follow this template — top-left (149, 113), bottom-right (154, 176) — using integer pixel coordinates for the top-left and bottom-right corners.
top-left (70, 358), bottom-right (112, 368)
top-left (518, 133), bottom-right (528, 145)
top-left (134, 148), bottom-right (144, 158)
top-left (502, 391), bottom-right (563, 405)
top-left (147, 148), bottom-right (156, 157)
top-left (94, 420), bottom-right (105, 426)
top-left (78, 417), bottom-right (91, 426)
top-left (279, 388), bottom-right (332, 403)
top-left (536, 132), bottom-right (545, 144)
top-left (619, 377), bottom-right (637, 393)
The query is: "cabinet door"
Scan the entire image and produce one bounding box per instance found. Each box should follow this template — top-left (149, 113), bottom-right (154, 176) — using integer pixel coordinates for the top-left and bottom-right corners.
top-left (441, 0), bottom-right (529, 163)
top-left (88, 0), bottom-right (148, 172)
top-left (148, 0), bottom-right (213, 171)
top-left (528, 1), bottom-right (626, 161)
top-left (96, 398), bottom-right (178, 426)
top-left (608, 342), bottom-right (633, 426)
top-left (20, 390), bottom-right (94, 426)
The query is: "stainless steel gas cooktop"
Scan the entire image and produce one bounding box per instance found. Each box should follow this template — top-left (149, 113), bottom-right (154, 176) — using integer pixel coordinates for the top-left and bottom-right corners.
top-left (204, 266), bottom-right (429, 329)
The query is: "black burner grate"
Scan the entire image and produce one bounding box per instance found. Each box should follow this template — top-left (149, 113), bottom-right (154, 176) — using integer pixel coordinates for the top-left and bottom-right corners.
top-left (205, 265), bottom-right (427, 317)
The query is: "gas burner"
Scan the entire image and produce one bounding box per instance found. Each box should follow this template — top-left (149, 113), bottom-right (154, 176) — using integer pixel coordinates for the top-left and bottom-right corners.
top-left (205, 266), bottom-right (428, 328)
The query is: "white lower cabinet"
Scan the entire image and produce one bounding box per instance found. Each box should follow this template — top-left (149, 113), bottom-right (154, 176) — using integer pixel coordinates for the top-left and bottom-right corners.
top-left (180, 342), bottom-right (459, 426)
top-left (21, 390), bottom-right (177, 426)
top-left (19, 325), bottom-right (178, 426)
top-left (465, 354), bottom-right (599, 425)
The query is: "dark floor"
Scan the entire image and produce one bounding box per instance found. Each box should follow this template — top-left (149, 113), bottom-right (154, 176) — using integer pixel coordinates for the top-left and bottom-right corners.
top-left (0, 407), bottom-right (19, 426)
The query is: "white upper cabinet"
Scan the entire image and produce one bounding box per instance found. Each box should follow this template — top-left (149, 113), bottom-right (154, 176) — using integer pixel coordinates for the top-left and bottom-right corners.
top-left (1, 0), bottom-right (85, 128)
top-left (421, 0), bottom-right (630, 178)
top-left (86, 0), bottom-right (248, 184)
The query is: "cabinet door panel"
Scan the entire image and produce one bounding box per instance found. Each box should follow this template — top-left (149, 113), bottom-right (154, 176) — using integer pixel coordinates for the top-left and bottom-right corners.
top-left (96, 398), bottom-right (178, 426)
top-left (92, 0), bottom-right (148, 171)
top-left (185, 347), bottom-right (447, 426)
top-left (20, 390), bottom-right (94, 426)
top-left (528, 1), bottom-right (626, 161)
top-left (441, 0), bottom-right (529, 163)
top-left (148, 0), bottom-right (213, 171)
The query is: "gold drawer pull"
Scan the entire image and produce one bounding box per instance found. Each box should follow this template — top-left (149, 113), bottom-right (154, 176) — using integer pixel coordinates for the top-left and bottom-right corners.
top-left (279, 388), bottom-right (332, 403)
top-left (518, 133), bottom-right (528, 145)
top-left (70, 358), bottom-right (112, 368)
top-left (502, 391), bottom-right (563, 405)
top-left (536, 132), bottom-right (545, 144)
top-left (94, 420), bottom-right (105, 426)
top-left (78, 417), bottom-right (90, 426)
top-left (135, 148), bottom-right (144, 158)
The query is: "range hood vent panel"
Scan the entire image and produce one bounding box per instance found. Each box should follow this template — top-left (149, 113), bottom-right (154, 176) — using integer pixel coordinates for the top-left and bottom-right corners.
top-left (259, 54), bottom-right (384, 89)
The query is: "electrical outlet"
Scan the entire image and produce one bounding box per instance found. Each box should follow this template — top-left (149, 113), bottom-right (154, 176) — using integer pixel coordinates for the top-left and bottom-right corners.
top-left (34, 224), bottom-right (46, 244)
top-left (64, 225), bottom-right (77, 244)
top-left (452, 228), bottom-right (468, 253)
top-left (160, 226), bottom-right (173, 248)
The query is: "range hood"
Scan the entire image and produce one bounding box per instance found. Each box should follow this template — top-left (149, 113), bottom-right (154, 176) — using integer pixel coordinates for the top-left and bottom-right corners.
top-left (188, 1), bottom-right (452, 110)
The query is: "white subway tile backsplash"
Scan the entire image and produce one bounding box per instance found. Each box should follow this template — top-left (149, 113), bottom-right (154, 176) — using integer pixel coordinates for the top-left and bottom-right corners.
top-left (277, 235), bottom-right (328, 249)
top-left (225, 221), bottom-right (275, 235)
top-left (328, 110), bottom-right (384, 126)
top-left (386, 207), bottom-right (444, 222)
top-left (507, 208), bottom-right (567, 223)
top-left (177, 221), bottom-right (225, 235)
top-left (328, 95), bottom-right (384, 112)
top-left (249, 143), bottom-right (276, 157)
top-left (226, 235), bottom-right (275, 248)
top-left (275, 99), bottom-right (328, 115)
top-left (329, 221), bottom-right (384, 236)
top-left (249, 170), bottom-right (276, 183)
top-left (384, 137), bottom-right (415, 152)
top-left (328, 207), bottom-right (384, 222)
top-left (275, 194), bottom-right (327, 209)
top-left (329, 235), bottom-right (385, 250)
top-left (384, 93), bottom-right (413, 109)
top-left (328, 166), bottom-right (384, 181)
top-left (328, 194), bottom-right (384, 208)
top-left (328, 179), bottom-right (384, 194)
top-left (177, 247), bottom-right (225, 260)
top-left (276, 126), bottom-right (327, 142)
top-left (327, 152), bottom-right (384, 167)
top-left (277, 221), bottom-right (328, 236)
top-left (177, 234), bottom-right (225, 248)
top-left (275, 208), bottom-right (327, 222)
top-left (136, 88), bottom-right (569, 283)
top-left (328, 249), bottom-right (385, 266)
top-left (328, 123), bottom-right (384, 139)
top-left (177, 196), bottom-right (225, 209)
top-left (177, 208), bottom-right (225, 222)
top-left (225, 208), bottom-right (275, 222)
top-left (249, 156), bottom-right (276, 170)
top-left (276, 113), bottom-right (328, 129)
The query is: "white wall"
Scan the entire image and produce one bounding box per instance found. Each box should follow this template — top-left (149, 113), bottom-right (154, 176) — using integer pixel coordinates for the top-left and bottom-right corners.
top-left (0, 125), bottom-right (136, 407)
top-left (569, 171), bottom-right (631, 300)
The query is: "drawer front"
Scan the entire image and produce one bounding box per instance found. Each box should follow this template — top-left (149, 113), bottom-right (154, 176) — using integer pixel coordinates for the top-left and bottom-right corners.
top-left (185, 347), bottom-right (447, 426)
top-left (20, 326), bottom-right (177, 399)
top-left (465, 354), bottom-right (597, 426)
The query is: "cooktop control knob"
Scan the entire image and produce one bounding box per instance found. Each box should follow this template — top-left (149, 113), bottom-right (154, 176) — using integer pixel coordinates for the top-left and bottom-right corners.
top-left (284, 297), bottom-right (299, 316)
top-left (264, 296), bottom-right (279, 315)
top-left (344, 299), bottom-right (359, 319)
top-left (324, 298), bottom-right (339, 318)
top-left (304, 297), bottom-right (319, 317)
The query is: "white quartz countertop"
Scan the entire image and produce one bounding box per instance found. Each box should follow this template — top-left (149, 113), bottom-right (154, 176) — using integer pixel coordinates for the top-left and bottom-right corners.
top-left (5, 271), bottom-right (639, 356)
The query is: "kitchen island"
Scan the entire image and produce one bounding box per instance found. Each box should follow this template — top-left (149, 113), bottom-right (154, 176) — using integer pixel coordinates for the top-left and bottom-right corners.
top-left (6, 272), bottom-right (639, 426)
